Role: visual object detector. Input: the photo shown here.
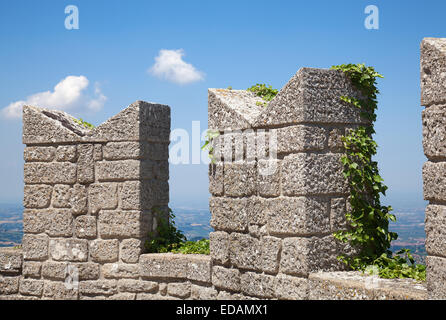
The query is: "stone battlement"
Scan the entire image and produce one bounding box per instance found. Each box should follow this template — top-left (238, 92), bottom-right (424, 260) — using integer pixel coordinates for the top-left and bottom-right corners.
top-left (0, 38), bottom-right (445, 299)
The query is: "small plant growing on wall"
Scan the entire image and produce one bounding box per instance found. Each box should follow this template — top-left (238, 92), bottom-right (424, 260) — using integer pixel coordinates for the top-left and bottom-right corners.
top-left (332, 63), bottom-right (425, 281)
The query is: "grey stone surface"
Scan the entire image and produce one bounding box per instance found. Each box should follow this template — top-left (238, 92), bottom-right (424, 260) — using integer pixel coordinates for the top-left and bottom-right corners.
top-left (240, 272), bottom-right (276, 298)
top-left (24, 146), bottom-right (56, 162)
top-left (98, 210), bottom-right (146, 238)
top-left (19, 279), bottom-right (44, 296)
top-left (422, 104), bottom-right (446, 159)
top-left (167, 282), bottom-right (191, 299)
top-left (102, 263), bottom-right (139, 279)
top-left (43, 281), bottom-right (78, 300)
top-left (277, 125), bottom-right (327, 153)
top-left (74, 215), bottom-right (97, 238)
top-left (90, 239), bottom-right (119, 263)
top-left (282, 153), bottom-right (348, 196)
top-left (77, 144), bottom-right (95, 184)
top-left (209, 231), bottom-right (230, 265)
top-left (0, 248), bottom-right (22, 274)
top-left (425, 205), bottom-right (446, 257)
top-left (421, 38), bottom-right (446, 106)
top-left (55, 145), bottom-right (78, 162)
top-left (22, 261), bottom-right (41, 278)
top-left (79, 280), bottom-right (118, 296)
top-left (52, 185), bottom-right (72, 208)
top-left (423, 161), bottom-right (446, 201)
top-left (24, 162), bottom-right (77, 184)
top-left (275, 274), bottom-right (309, 300)
top-left (212, 266), bottom-right (241, 291)
top-left (118, 279), bottom-right (158, 293)
top-left (49, 239), bottom-right (88, 262)
top-left (88, 183), bottom-right (118, 214)
top-left (120, 239), bottom-right (142, 263)
top-left (223, 161), bottom-right (257, 197)
top-left (210, 197), bottom-right (248, 232)
top-left (103, 142), bottom-right (142, 160)
top-left (22, 234), bottom-right (49, 261)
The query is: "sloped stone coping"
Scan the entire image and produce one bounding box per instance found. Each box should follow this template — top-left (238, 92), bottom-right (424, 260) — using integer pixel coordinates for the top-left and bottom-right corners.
top-left (309, 271), bottom-right (427, 300)
top-left (0, 247), bottom-right (23, 275)
top-left (139, 253), bottom-right (212, 283)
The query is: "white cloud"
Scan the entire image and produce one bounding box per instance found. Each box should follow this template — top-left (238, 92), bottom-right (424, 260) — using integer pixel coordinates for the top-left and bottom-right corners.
top-left (2, 75), bottom-right (107, 119)
top-left (149, 49), bottom-right (205, 85)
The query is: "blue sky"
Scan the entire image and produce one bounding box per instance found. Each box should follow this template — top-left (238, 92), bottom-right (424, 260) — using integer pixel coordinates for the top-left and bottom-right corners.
top-left (0, 0), bottom-right (443, 209)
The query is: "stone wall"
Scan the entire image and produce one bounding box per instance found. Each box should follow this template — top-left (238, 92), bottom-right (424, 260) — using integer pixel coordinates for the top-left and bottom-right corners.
top-left (421, 37), bottom-right (446, 300)
top-left (0, 64), bottom-right (432, 300)
top-left (206, 68), bottom-right (367, 299)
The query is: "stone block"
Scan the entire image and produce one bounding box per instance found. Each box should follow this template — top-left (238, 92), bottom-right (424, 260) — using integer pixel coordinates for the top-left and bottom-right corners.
top-left (103, 142), bottom-right (142, 160)
top-left (328, 128), bottom-right (345, 152)
top-left (76, 262), bottom-right (100, 280)
top-left (90, 239), bottom-right (119, 263)
top-left (98, 210), bottom-right (145, 239)
top-left (74, 215), bottom-right (97, 238)
top-left (427, 256), bottom-right (446, 299)
top-left (24, 185), bottom-right (52, 209)
top-left (425, 205), bottom-right (446, 257)
top-left (423, 161), bottom-right (446, 201)
top-left (146, 143), bottom-right (169, 161)
top-left (282, 153), bottom-right (348, 196)
top-left (257, 159), bottom-right (280, 197)
top-left (121, 181), bottom-right (151, 210)
top-left (77, 144), bottom-right (94, 184)
top-left (93, 144), bottom-right (103, 161)
top-left (42, 261), bottom-right (68, 280)
top-left (19, 279), bottom-right (44, 296)
top-left (209, 231), bottom-right (230, 264)
top-left (52, 185), bottom-right (72, 208)
top-left (266, 197), bottom-right (330, 236)
top-left (49, 239), bottom-right (88, 262)
top-left (22, 234), bottom-right (49, 261)
top-left (118, 279), bottom-right (158, 293)
top-left (259, 236), bottom-right (281, 273)
top-left (420, 38), bottom-right (446, 106)
top-left (167, 282), bottom-right (191, 299)
top-left (153, 160), bottom-right (169, 181)
top-left (212, 266), bottom-right (241, 291)
top-left (240, 272), bottom-right (276, 299)
top-left (24, 162), bottom-right (77, 184)
top-left (275, 274), bottom-right (309, 300)
top-left (209, 163), bottom-right (224, 196)
top-left (120, 239), bottom-right (142, 263)
top-left (23, 210), bottom-right (47, 234)
top-left (71, 184), bottom-right (87, 215)
top-left (0, 276), bottom-right (19, 294)
top-left (209, 197), bottom-right (248, 232)
top-left (330, 197), bottom-right (348, 231)
top-left (88, 183), bottom-right (118, 214)
top-left (24, 146), bottom-right (56, 162)
top-left (190, 285), bottom-right (218, 300)
top-left (79, 280), bottom-right (118, 296)
top-left (224, 161), bottom-right (257, 196)
top-left (229, 233), bottom-right (259, 270)
top-left (22, 261), bottom-right (41, 278)
top-left (277, 125), bottom-right (327, 153)
top-left (422, 105), bottom-right (446, 159)
top-left (280, 236), bottom-right (339, 277)
top-left (0, 248), bottom-right (22, 274)
top-left (55, 145), bottom-right (77, 162)
top-left (96, 160), bottom-right (145, 181)
top-left (43, 281), bottom-right (78, 300)
top-left (46, 210), bottom-right (73, 237)
top-left (102, 263), bottom-right (139, 279)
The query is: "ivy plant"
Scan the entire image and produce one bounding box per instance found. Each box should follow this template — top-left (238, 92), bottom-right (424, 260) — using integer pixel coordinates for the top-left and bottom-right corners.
top-left (72, 117), bottom-right (95, 129)
top-left (332, 63), bottom-right (425, 281)
top-left (201, 129), bottom-right (220, 164)
top-left (247, 83), bottom-right (278, 106)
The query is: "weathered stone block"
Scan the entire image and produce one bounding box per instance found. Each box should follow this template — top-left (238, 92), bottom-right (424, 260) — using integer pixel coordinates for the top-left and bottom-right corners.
top-left (49, 239), bottom-right (88, 262)
top-left (43, 281), bottom-right (78, 300)
top-left (209, 231), bottom-right (230, 265)
top-left (280, 236), bottom-right (339, 277)
top-left (121, 181), bottom-right (149, 210)
top-left (74, 215), bottom-right (97, 238)
top-left (19, 279), bottom-right (44, 296)
top-left (90, 239), bottom-right (119, 263)
top-left (98, 211), bottom-right (145, 239)
top-left (423, 161), bottom-right (446, 201)
top-left (102, 263), bottom-right (139, 279)
top-left (153, 160), bottom-right (169, 181)
top-left (0, 248), bottom-right (22, 274)
top-left (118, 279), bottom-right (158, 293)
top-left (422, 105), bottom-right (446, 159)
top-left (96, 160), bottom-right (144, 181)
top-left (103, 142), bottom-right (142, 160)
top-left (421, 38), bottom-right (446, 106)
top-left (93, 144), bottom-right (103, 161)
top-left (22, 261), bottom-right (41, 278)
top-left (266, 197), bottom-right (330, 236)
top-left (229, 233), bottom-right (259, 271)
top-left (427, 256), bottom-right (446, 299)
top-left (79, 280), bottom-right (118, 296)
top-left (24, 185), bottom-right (52, 209)
top-left (0, 276), bottom-right (19, 294)
top-left (209, 163), bottom-right (224, 196)
top-left (46, 210), bottom-right (73, 237)
top-left (22, 234), bottom-right (49, 261)
top-left (190, 285), bottom-right (218, 300)
top-left (76, 262), bottom-right (100, 280)
top-left (277, 125), bottom-right (327, 153)
top-left (240, 272), bottom-right (276, 299)
top-left (120, 239), bottom-right (141, 263)
top-left (212, 266), bottom-right (241, 291)
top-left (24, 146), bottom-right (55, 162)
top-left (282, 153), bottom-right (348, 196)
top-left (328, 128), bottom-right (345, 152)
top-left (425, 205), bottom-right (446, 257)
top-left (259, 236), bottom-right (281, 273)
top-left (42, 261), bottom-right (68, 280)
top-left (55, 145), bottom-right (77, 162)
top-left (71, 184), bottom-right (87, 215)
top-left (330, 197), bottom-right (348, 231)
top-left (275, 274), bottom-right (309, 300)
top-left (77, 144), bottom-right (94, 184)
top-left (147, 143), bottom-right (169, 161)
top-left (210, 197), bottom-right (248, 232)
top-left (52, 185), bottom-right (72, 208)
top-left (88, 183), bottom-right (118, 214)
top-left (257, 159), bottom-right (280, 197)
top-left (167, 282), bottom-right (191, 299)
top-left (23, 210), bottom-right (47, 234)
top-left (24, 162), bottom-right (77, 184)
top-left (224, 161), bottom-right (257, 196)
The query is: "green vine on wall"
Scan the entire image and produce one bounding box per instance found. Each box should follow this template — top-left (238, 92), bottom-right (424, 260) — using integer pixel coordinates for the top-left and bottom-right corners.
top-left (332, 63), bottom-right (425, 281)
top-left (247, 83), bottom-right (278, 107)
